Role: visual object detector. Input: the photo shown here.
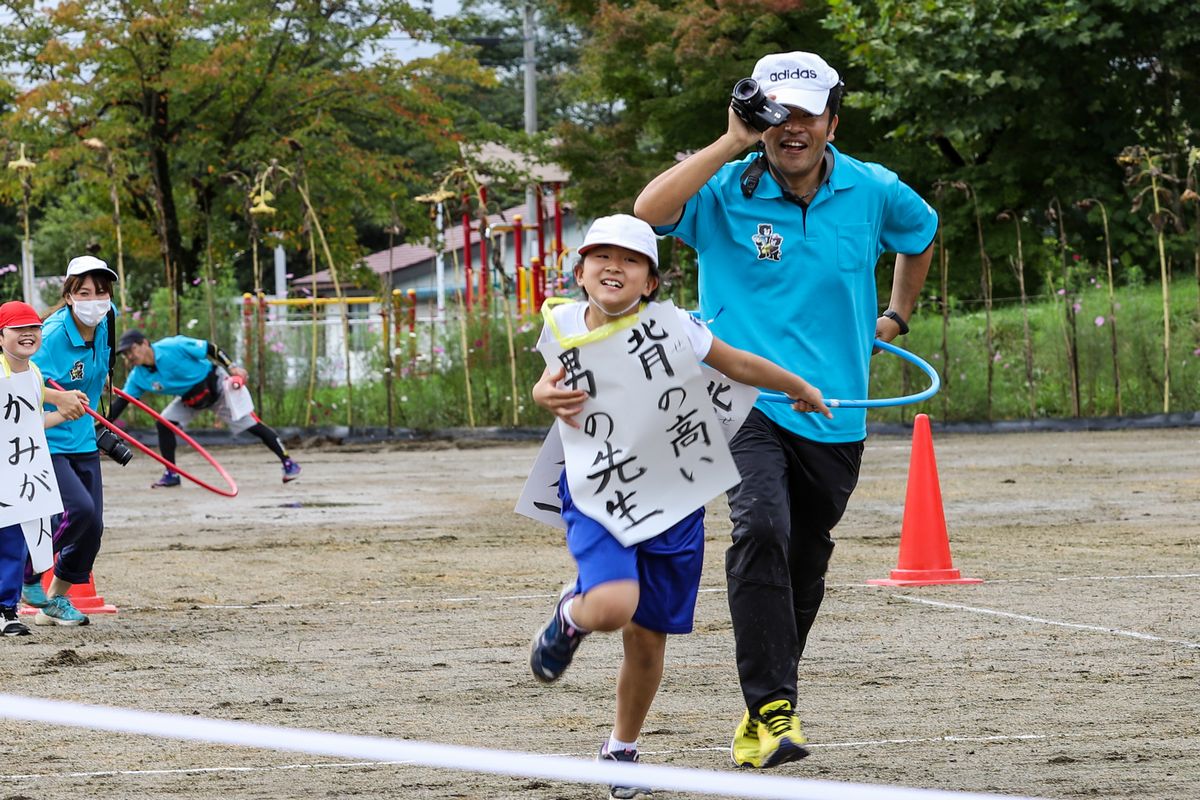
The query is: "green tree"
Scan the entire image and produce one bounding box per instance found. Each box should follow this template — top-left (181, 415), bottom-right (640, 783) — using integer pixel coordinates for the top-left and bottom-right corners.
top-left (0, 0), bottom-right (492, 321)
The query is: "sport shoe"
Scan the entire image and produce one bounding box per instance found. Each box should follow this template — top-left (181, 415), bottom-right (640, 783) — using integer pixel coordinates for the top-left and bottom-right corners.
top-left (33, 595), bottom-right (90, 627)
top-left (282, 458), bottom-right (302, 483)
top-left (599, 743), bottom-right (652, 800)
top-left (530, 587), bottom-right (587, 683)
top-left (730, 710), bottom-right (761, 768)
top-left (152, 470), bottom-right (181, 488)
top-left (21, 580), bottom-right (49, 608)
top-left (2, 607), bottom-right (32, 637)
top-left (756, 699), bottom-right (809, 768)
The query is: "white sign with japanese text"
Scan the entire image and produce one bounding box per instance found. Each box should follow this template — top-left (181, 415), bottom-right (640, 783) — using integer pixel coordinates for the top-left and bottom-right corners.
top-left (514, 426), bottom-right (567, 530)
top-left (0, 369), bottom-right (63, 533)
top-left (21, 516), bottom-right (54, 573)
top-left (529, 301), bottom-right (742, 546)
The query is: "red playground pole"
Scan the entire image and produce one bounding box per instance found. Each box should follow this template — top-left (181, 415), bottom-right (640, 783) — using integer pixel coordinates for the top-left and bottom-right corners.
top-left (478, 186), bottom-right (489, 311)
top-left (514, 213), bottom-right (525, 315)
top-left (462, 197), bottom-right (473, 310)
top-left (553, 182), bottom-right (564, 293)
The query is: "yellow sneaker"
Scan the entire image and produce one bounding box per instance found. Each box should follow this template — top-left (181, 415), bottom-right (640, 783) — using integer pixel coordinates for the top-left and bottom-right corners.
top-left (730, 710), bottom-right (761, 768)
top-left (756, 699), bottom-right (809, 768)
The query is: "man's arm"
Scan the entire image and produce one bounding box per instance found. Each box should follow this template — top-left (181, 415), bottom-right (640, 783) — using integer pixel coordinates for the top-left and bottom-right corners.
top-left (634, 108), bottom-right (760, 227)
top-left (206, 342), bottom-right (248, 381)
top-left (876, 241), bottom-right (935, 343)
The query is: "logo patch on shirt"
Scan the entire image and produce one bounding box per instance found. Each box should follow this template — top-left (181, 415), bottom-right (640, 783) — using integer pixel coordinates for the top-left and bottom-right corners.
top-left (152, 381), bottom-right (164, 392)
top-left (69, 360), bottom-right (85, 381)
top-left (751, 223), bottom-right (784, 261)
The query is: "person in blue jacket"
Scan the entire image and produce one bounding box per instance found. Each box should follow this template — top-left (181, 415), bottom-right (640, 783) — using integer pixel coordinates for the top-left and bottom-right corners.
top-left (25, 255), bottom-right (121, 627)
top-left (636, 51), bottom-right (938, 769)
top-left (107, 330), bottom-right (300, 487)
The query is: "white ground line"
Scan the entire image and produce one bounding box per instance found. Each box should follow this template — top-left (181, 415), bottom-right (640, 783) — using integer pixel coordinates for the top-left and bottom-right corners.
top-left (893, 595), bottom-right (1200, 650)
top-left (118, 572), bottom-right (1200, 612)
top-left (0, 731), bottom-right (1057, 783)
top-left (0, 694), bottom-right (1043, 800)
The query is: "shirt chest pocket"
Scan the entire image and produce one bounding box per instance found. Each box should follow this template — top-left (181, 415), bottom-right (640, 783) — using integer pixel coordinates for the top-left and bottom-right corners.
top-left (836, 222), bottom-right (874, 272)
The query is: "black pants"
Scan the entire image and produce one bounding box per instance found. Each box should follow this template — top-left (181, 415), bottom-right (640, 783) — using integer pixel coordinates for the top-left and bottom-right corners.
top-left (725, 409), bottom-right (863, 714)
top-left (24, 452), bottom-right (105, 585)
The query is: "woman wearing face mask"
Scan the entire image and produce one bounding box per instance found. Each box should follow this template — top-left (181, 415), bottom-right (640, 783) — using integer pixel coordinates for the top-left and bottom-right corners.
top-left (23, 255), bottom-right (119, 626)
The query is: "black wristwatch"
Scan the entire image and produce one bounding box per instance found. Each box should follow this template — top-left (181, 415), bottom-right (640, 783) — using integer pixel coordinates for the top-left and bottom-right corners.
top-left (882, 309), bottom-right (909, 335)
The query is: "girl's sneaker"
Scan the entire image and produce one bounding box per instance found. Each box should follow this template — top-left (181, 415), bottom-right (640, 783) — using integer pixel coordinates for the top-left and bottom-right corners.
top-left (2, 606), bottom-right (32, 637)
top-left (529, 587), bottom-right (587, 682)
top-left (599, 744), bottom-right (652, 799)
top-left (21, 580), bottom-right (49, 608)
top-left (34, 595), bottom-right (90, 627)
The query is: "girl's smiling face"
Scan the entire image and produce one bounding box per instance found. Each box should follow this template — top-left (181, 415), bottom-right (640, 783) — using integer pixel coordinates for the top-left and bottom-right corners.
top-left (575, 244), bottom-right (659, 318)
top-left (1, 324), bottom-right (43, 361)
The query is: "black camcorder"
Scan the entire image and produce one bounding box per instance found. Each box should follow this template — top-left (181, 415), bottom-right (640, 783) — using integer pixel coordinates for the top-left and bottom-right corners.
top-left (730, 78), bottom-right (790, 132)
top-left (96, 427), bottom-right (133, 466)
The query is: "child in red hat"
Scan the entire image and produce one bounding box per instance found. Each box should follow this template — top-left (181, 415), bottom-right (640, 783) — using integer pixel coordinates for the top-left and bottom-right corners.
top-left (0, 301), bottom-right (88, 635)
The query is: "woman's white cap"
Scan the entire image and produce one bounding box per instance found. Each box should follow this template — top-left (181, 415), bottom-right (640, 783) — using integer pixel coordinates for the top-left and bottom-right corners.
top-left (65, 255), bottom-right (118, 280)
top-left (579, 214), bottom-right (659, 268)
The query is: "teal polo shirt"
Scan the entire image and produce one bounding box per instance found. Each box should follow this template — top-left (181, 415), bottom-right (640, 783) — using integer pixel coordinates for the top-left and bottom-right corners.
top-left (656, 144), bottom-right (938, 443)
top-left (33, 305), bottom-right (113, 455)
top-left (122, 336), bottom-right (212, 399)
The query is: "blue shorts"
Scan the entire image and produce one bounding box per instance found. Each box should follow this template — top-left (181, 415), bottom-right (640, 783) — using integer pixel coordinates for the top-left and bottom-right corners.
top-left (559, 473), bottom-right (705, 634)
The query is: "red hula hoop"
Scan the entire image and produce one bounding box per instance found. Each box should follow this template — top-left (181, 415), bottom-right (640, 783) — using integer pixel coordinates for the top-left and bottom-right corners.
top-left (48, 381), bottom-right (239, 498)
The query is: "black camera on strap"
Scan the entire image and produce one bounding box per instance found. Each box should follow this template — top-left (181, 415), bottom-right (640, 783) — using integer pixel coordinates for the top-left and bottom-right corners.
top-left (730, 78), bottom-right (790, 132)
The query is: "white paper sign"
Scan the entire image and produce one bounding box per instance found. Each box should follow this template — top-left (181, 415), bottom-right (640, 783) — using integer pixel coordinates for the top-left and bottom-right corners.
top-left (21, 517), bottom-right (54, 573)
top-left (534, 301), bottom-right (741, 546)
top-left (0, 369), bottom-right (64, 528)
top-left (224, 378), bottom-right (255, 421)
top-left (516, 368), bottom-right (759, 532)
top-left (513, 426), bottom-right (567, 530)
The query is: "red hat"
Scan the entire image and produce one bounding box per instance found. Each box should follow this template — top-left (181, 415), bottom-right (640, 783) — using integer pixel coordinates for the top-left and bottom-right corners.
top-left (0, 301), bottom-right (43, 330)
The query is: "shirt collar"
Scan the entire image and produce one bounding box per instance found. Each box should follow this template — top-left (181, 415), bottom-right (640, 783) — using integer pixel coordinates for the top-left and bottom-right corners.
top-left (755, 143), bottom-right (854, 201)
top-left (60, 306), bottom-right (88, 348)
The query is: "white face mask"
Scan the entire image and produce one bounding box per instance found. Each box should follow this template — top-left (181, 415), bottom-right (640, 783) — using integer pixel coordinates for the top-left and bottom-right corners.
top-left (71, 297), bottom-right (111, 328)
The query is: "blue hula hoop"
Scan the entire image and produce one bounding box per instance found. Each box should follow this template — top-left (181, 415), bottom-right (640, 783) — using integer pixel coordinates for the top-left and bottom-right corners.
top-left (759, 339), bottom-right (941, 409)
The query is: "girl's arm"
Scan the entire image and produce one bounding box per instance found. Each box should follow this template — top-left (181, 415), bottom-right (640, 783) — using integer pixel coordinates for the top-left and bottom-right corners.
top-left (532, 364), bottom-right (590, 429)
top-left (42, 387), bottom-right (88, 421)
top-left (703, 337), bottom-right (833, 418)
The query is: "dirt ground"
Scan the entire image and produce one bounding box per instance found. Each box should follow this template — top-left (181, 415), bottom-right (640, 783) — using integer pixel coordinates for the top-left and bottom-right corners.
top-left (1, 426), bottom-right (1198, 800)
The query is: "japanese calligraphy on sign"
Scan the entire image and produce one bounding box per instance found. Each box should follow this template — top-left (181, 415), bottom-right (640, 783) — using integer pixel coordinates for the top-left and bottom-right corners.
top-left (0, 369), bottom-right (63, 531)
top-left (518, 301), bottom-right (750, 546)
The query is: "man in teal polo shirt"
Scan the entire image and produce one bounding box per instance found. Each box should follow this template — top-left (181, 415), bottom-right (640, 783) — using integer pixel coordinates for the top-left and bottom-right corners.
top-left (108, 331), bottom-right (300, 487)
top-left (635, 51), bottom-right (937, 769)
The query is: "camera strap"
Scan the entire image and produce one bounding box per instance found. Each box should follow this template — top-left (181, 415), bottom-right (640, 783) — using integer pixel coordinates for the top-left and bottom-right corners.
top-left (739, 147), bottom-right (767, 198)
top-left (101, 307), bottom-right (116, 417)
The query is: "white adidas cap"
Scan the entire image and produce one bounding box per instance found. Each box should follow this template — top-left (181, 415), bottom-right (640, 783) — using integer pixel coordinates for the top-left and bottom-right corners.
top-left (751, 51), bottom-right (841, 115)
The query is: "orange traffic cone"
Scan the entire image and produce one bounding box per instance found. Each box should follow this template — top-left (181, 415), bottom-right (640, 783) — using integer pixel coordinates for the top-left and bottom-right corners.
top-left (867, 414), bottom-right (981, 586)
top-left (19, 569), bottom-right (118, 615)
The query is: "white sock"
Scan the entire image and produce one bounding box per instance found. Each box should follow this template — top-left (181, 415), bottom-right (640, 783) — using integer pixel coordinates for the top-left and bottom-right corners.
top-left (607, 733), bottom-right (638, 753)
top-left (561, 598), bottom-right (589, 633)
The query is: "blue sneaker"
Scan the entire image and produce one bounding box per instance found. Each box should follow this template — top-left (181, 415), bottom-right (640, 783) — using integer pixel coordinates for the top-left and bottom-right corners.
top-left (21, 580), bottom-right (49, 608)
top-left (282, 458), bottom-right (301, 483)
top-left (34, 595), bottom-right (90, 627)
top-left (599, 743), bottom-right (652, 800)
top-left (530, 587), bottom-right (587, 683)
top-left (152, 470), bottom-right (181, 488)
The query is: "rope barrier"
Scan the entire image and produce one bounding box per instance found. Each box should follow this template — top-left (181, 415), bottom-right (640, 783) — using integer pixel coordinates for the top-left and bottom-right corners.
top-left (0, 694), bottom-right (1044, 800)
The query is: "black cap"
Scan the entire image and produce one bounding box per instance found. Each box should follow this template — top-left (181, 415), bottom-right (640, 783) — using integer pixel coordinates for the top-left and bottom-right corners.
top-left (116, 328), bottom-right (147, 354)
